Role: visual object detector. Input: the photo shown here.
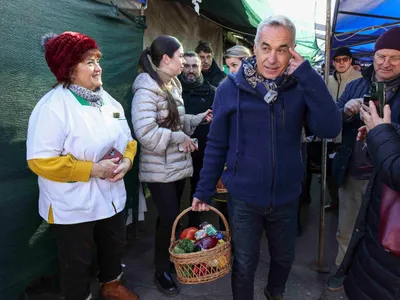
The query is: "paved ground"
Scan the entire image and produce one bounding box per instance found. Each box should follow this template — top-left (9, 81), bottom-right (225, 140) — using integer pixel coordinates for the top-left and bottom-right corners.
top-left (27, 175), bottom-right (348, 300)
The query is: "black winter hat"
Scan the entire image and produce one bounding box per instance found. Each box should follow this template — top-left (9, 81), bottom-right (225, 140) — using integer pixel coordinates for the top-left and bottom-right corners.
top-left (333, 47), bottom-right (352, 59)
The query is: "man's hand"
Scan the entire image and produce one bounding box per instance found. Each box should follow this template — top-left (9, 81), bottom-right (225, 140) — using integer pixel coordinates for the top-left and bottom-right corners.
top-left (360, 101), bottom-right (391, 131)
top-left (344, 98), bottom-right (363, 117)
top-left (192, 197), bottom-right (210, 212)
top-left (288, 48), bottom-right (305, 75)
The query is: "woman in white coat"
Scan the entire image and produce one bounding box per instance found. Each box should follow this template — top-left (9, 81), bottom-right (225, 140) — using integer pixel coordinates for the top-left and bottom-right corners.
top-left (131, 35), bottom-right (210, 297)
top-left (27, 32), bottom-right (138, 300)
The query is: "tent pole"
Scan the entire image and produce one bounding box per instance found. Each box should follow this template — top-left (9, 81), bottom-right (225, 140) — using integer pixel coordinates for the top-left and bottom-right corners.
top-left (311, 0), bottom-right (331, 274)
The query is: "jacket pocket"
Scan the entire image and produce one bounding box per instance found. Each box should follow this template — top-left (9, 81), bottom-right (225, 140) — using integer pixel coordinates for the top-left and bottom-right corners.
top-left (226, 157), bottom-right (263, 198)
top-left (45, 180), bottom-right (92, 212)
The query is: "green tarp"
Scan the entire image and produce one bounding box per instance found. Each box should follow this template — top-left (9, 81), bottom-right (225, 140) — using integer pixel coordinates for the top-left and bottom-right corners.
top-left (0, 1), bottom-right (145, 299)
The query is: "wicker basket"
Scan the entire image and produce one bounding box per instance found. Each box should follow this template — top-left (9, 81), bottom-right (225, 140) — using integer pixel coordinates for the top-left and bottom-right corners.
top-left (169, 206), bottom-right (232, 284)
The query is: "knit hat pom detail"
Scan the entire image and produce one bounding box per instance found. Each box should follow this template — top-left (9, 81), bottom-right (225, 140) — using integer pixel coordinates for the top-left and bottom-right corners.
top-left (41, 33), bottom-right (58, 51)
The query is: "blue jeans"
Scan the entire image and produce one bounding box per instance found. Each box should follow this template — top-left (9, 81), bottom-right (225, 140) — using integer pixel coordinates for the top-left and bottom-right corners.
top-left (228, 197), bottom-right (298, 300)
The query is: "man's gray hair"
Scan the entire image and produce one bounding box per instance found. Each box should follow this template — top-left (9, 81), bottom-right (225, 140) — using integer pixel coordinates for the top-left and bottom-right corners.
top-left (254, 15), bottom-right (296, 45)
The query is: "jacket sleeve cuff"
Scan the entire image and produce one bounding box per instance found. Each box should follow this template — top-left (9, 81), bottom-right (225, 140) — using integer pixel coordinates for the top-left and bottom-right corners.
top-left (170, 131), bottom-right (186, 144)
top-left (292, 60), bottom-right (312, 80)
top-left (190, 112), bottom-right (208, 127)
top-left (123, 140), bottom-right (138, 170)
top-left (193, 191), bottom-right (213, 205)
top-left (70, 160), bottom-right (93, 182)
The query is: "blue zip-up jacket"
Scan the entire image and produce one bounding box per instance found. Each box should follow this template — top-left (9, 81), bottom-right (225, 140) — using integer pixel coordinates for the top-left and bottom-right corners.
top-left (193, 60), bottom-right (342, 209)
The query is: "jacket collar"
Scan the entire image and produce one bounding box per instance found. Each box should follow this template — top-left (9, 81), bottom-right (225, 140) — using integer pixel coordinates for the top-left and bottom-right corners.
top-left (362, 65), bottom-right (374, 81)
top-left (333, 66), bottom-right (358, 82)
top-left (202, 59), bottom-right (220, 76)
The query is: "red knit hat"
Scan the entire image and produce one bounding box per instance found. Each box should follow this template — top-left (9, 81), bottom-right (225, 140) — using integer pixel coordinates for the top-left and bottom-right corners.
top-left (374, 27), bottom-right (400, 52)
top-left (41, 32), bottom-right (98, 82)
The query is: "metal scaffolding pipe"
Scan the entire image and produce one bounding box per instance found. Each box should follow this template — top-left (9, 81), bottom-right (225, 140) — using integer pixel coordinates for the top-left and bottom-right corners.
top-left (311, 0), bottom-right (332, 273)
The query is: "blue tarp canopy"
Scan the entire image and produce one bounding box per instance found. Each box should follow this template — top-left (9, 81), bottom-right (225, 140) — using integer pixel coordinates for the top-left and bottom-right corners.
top-left (332, 0), bottom-right (400, 62)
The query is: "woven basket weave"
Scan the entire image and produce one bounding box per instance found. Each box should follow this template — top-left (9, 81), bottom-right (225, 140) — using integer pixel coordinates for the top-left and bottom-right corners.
top-left (169, 207), bottom-right (232, 284)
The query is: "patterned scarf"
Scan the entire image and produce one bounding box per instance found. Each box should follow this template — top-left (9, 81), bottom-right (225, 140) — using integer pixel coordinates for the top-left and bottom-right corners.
top-left (243, 56), bottom-right (290, 104)
top-left (69, 84), bottom-right (104, 108)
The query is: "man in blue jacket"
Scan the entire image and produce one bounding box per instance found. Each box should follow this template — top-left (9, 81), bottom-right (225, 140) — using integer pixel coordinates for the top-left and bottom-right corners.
top-left (191, 15), bottom-right (342, 300)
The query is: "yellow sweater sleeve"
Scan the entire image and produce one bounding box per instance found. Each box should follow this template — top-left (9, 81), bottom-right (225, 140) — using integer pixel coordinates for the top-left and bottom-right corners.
top-left (123, 140), bottom-right (138, 170)
top-left (27, 154), bottom-right (93, 183)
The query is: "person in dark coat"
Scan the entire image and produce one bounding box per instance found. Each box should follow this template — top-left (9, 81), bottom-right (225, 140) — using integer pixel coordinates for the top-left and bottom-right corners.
top-left (328, 27), bottom-right (400, 292)
top-left (195, 40), bottom-right (226, 87)
top-left (331, 27), bottom-right (400, 270)
top-left (336, 100), bottom-right (400, 300)
top-left (178, 51), bottom-right (216, 227)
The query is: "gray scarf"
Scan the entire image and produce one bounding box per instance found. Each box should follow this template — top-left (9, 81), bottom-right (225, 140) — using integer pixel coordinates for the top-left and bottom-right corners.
top-left (69, 84), bottom-right (104, 108)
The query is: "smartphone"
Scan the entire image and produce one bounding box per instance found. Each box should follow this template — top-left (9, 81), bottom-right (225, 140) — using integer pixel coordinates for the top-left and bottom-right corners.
top-left (178, 138), bottom-right (199, 152)
top-left (363, 81), bottom-right (386, 117)
top-left (102, 147), bottom-right (123, 160)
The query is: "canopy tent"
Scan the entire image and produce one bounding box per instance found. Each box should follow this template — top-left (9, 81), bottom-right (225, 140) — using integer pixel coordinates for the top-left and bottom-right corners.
top-left (332, 0), bottom-right (400, 62)
top-left (171, 0), bottom-right (321, 64)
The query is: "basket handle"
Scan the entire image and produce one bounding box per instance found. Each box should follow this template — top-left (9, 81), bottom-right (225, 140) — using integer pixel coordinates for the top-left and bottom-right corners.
top-left (170, 206), bottom-right (230, 244)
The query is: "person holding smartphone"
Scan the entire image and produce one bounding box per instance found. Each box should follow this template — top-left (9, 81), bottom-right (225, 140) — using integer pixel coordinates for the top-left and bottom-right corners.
top-left (329, 26), bottom-right (400, 291)
top-left (131, 36), bottom-right (210, 297)
top-left (26, 32), bottom-right (139, 300)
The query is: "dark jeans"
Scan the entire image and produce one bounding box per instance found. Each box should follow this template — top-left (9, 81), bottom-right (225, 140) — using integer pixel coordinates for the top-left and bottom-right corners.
top-left (228, 197), bottom-right (298, 300)
top-left (52, 211), bottom-right (126, 300)
top-left (147, 180), bottom-right (186, 273)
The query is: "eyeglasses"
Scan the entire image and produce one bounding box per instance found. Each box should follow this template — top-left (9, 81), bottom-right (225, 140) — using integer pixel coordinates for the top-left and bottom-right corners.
top-left (374, 53), bottom-right (400, 66)
top-left (333, 57), bottom-right (350, 63)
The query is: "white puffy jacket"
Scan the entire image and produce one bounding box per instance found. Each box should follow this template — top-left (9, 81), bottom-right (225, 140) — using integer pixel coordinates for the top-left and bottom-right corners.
top-left (131, 73), bottom-right (207, 183)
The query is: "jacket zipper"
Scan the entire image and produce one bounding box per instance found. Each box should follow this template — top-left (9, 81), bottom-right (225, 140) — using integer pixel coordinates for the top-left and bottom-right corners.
top-left (281, 100), bottom-right (285, 132)
top-left (269, 104), bottom-right (275, 211)
top-left (99, 106), bottom-right (116, 214)
top-left (336, 76), bottom-right (341, 101)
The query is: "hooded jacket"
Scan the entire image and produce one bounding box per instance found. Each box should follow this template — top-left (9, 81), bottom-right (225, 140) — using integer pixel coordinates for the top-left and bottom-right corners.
top-left (194, 60), bottom-right (342, 208)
